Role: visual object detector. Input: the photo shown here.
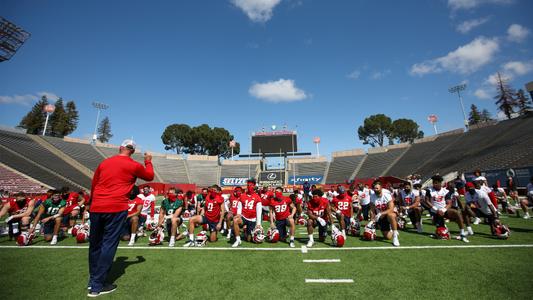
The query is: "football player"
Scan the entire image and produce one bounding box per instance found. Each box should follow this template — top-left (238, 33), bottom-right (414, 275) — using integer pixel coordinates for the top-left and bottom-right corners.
top-left (331, 185), bottom-right (353, 237)
top-left (399, 182), bottom-right (423, 232)
top-left (268, 186), bottom-right (296, 247)
top-left (465, 182), bottom-right (498, 233)
top-left (520, 176), bottom-right (533, 219)
top-left (356, 183), bottom-right (371, 221)
top-left (61, 188), bottom-right (85, 234)
top-left (424, 175), bottom-right (469, 242)
top-left (0, 192), bottom-right (35, 239)
top-left (158, 188), bottom-right (186, 247)
top-left (137, 186), bottom-right (155, 236)
top-left (232, 179), bottom-right (262, 247)
top-left (306, 189), bottom-right (332, 248)
top-left (29, 190), bottom-right (66, 245)
top-left (194, 188), bottom-right (208, 215)
top-left (369, 181), bottom-right (400, 247)
top-left (225, 187), bottom-right (242, 239)
top-left (185, 185), bottom-right (225, 246)
top-left (122, 193), bottom-right (143, 246)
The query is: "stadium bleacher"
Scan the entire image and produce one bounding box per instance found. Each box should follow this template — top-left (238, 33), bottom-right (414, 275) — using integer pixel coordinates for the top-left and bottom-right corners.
top-left (41, 136), bottom-right (105, 171)
top-left (220, 160), bottom-right (260, 179)
top-left (325, 150), bottom-right (366, 184)
top-left (355, 146), bottom-right (409, 179)
top-left (152, 155), bottom-right (190, 183)
top-left (186, 156), bottom-right (219, 187)
top-left (0, 164), bottom-right (48, 194)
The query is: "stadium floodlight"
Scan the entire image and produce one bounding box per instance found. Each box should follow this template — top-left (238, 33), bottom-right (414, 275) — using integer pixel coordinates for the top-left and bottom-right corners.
top-left (92, 101), bottom-right (109, 144)
top-left (0, 17), bottom-right (31, 62)
top-left (313, 137), bottom-right (321, 157)
top-left (448, 84), bottom-right (469, 130)
top-left (42, 104), bottom-right (56, 136)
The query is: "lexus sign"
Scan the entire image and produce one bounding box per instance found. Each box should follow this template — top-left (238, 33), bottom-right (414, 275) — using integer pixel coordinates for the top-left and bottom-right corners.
top-left (259, 171), bottom-right (285, 186)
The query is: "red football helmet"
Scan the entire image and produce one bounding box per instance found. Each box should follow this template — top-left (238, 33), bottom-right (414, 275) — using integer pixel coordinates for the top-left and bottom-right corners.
top-left (397, 217), bottom-right (406, 230)
top-left (494, 221), bottom-right (510, 239)
top-left (76, 229), bottom-right (89, 243)
top-left (297, 216), bottom-right (307, 226)
top-left (348, 218), bottom-right (361, 236)
top-left (196, 231), bottom-right (208, 246)
top-left (363, 223), bottom-right (376, 241)
top-left (267, 228), bottom-right (280, 243)
top-left (331, 231), bottom-right (345, 247)
top-left (149, 227), bottom-right (165, 246)
top-left (72, 224), bottom-right (83, 236)
top-left (183, 210), bottom-right (191, 219)
top-left (252, 227), bottom-right (265, 244)
top-left (506, 207), bottom-right (516, 214)
top-left (436, 226), bottom-right (450, 240)
top-left (17, 232), bottom-right (35, 246)
top-left (146, 221), bottom-right (157, 231)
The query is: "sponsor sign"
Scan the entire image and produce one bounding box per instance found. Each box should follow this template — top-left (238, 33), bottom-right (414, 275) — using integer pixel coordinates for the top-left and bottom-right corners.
top-left (220, 177), bottom-right (248, 186)
top-left (288, 175), bottom-right (324, 185)
top-left (259, 171), bottom-right (286, 186)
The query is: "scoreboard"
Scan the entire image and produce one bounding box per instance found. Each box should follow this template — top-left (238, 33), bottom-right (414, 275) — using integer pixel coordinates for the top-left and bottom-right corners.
top-left (252, 130), bottom-right (297, 154)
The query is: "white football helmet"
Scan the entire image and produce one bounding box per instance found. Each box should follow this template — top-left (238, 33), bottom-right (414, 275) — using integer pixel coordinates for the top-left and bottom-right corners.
top-left (252, 227), bottom-right (265, 244)
top-left (149, 227), bottom-right (165, 246)
top-left (195, 231), bottom-right (208, 246)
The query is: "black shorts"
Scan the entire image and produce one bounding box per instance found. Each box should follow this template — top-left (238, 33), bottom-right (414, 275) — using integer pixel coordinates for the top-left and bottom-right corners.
top-left (165, 217), bottom-right (183, 236)
top-left (242, 217), bottom-right (257, 237)
top-left (377, 216), bottom-right (391, 232)
top-left (475, 210), bottom-right (496, 224)
top-left (361, 204), bottom-right (370, 220)
top-left (42, 219), bottom-right (55, 235)
top-left (343, 216), bottom-right (351, 228)
top-left (407, 208), bottom-right (420, 220)
top-left (201, 216), bottom-right (218, 232)
top-left (121, 217), bottom-right (135, 237)
top-left (431, 211), bottom-right (453, 227)
top-left (312, 219), bottom-right (328, 237)
top-left (275, 219), bottom-right (289, 239)
top-left (7, 218), bottom-right (22, 238)
top-left (61, 214), bottom-right (71, 227)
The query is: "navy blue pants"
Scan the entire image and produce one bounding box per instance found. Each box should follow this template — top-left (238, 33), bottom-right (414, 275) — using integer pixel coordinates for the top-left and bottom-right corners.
top-left (88, 210), bottom-right (127, 292)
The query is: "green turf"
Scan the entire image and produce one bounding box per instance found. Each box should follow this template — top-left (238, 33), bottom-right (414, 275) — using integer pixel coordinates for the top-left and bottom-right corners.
top-left (1, 213), bottom-right (533, 299)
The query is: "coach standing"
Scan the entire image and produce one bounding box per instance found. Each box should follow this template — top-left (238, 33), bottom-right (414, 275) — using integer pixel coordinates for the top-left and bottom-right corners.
top-left (87, 139), bottom-right (154, 297)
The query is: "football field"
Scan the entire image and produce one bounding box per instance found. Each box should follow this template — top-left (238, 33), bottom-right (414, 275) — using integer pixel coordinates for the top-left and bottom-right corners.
top-left (1, 215), bottom-right (533, 299)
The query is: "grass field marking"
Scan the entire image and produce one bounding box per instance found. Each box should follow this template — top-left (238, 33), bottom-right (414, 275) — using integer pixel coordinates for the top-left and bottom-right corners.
top-left (1, 244), bottom-right (533, 251)
top-left (303, 259), bottom-right (341, 263)
top-left (305, 279), bottom-right (354, 283)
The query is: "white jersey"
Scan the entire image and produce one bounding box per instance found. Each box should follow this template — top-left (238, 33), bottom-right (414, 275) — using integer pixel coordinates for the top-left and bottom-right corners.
top-left (370, 191), bottom-right (393, 214)
top-left (493, 187), bottom-right (506, 200)
top-left (480, 185), bottom-right (492, 195)
top-left (426, 187), bottom-right (448, 211)
top-left (466, 190), bottom-right (493, 215)
top-left (400, 189), bottom-right (419, 206)
top-left (137, 193), bottom-right (156, 216)
top-left (527, 183), bottom-right (533, 197)
top-left (358, 188), bottom-right (371, 206)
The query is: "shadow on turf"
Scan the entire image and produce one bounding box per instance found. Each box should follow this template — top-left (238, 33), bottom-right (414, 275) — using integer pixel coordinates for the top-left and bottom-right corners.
top-left (106, 256), bottom-right (146, 284)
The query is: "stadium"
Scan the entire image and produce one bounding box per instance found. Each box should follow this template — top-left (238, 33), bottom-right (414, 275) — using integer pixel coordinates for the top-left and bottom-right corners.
top-left (2, 1), bottom-right (533, 299)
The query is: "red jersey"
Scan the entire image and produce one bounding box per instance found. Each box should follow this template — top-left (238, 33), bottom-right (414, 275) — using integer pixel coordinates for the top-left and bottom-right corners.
top-left (229, 194), bottom-right (240, 215)
top-left (240, 192), bottom-right (262, 221)
top-left (308, 197), bottom-right (329, 221)
top-left (269, 196), bottom-right (292, 220)
top-left (8, 198), bottom-right (30, 215)
top-left (332, 193), bottom-right (352, 217)
top-left (127, 197), bottom-right (143, 215)
top-left (90, 155), bottom-right (154, 213)
top-left (204, 195), bottom-right (224, 223)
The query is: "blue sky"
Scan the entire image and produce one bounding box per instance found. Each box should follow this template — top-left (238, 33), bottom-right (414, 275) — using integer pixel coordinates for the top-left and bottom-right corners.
top-left (1, 0), bottom-right (532, 158)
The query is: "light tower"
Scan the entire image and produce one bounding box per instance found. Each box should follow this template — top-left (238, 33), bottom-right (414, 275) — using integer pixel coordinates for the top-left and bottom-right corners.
top-left (448, 84), bottom-right (469, 130)
top-left (427, 115), bottom-right (438, 135)
top-left (92, 101), bottom-right (109, 144)
top-left (313, 136), bottom-right (321, 157)
top-left (42, 104), bottom-right (55, 136)
top-left (229, 140), bottom-right (236, 160)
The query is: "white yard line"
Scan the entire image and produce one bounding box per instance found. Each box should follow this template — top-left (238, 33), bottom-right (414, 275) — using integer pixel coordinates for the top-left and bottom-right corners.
top-left (305, 279), bottom-right (353, 283)
top-left (303, 259), bottom-right (340, 263)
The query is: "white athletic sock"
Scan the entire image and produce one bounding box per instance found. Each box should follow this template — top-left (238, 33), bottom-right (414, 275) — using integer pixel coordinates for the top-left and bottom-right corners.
top-left (170, 236), bottom-right (175, 242)
top-left (188, 233), bottom-right (194, 241)
top-left (342, 229), bottom-right (346, 236)
top-left (52, 235), bottom-right (57, 240)
top-left (460, 229), bottom-right (466, 236)
top-left (308, 234), bottom-right (314, 242)
top-left (393, 230), bottom-right (398, 236)
top-left (228, 229), bottom-right (232, 235)
top-left (236, 236), bottom-right (241, 242)
top-left (130, 233), bottom-right (136, 241)
top-left (290, 235), bottom-right (294, 241)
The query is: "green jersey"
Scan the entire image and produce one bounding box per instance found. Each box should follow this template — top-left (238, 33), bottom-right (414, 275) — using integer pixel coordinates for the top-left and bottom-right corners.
top-left (42, 199), bottom-right (66, 217)
top-left (161, 199), bottom-right (183, 216)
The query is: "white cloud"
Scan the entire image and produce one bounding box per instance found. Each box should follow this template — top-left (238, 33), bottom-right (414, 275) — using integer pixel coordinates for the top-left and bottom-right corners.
top-left (231, 0), bottom-right (282, 23)
top-left (0, 91), bottom-right (59, 106)
top-left (410, 37), bottom-right (499, 76)
top-left (448, 0), bottom-right (513, 10)
top-left (507, 24), bottom-right (530, 42)
top-left (249, 78), bottom-right (307, 103)
top-left (347, 70), bottom-right (361, 80)
top-left (371, 69), bottom-right (391, 80)
top-left (502, 60), bottom-right (533, 76)
top-left (474, 88), bottom-right (491, 99)
top-left (456, 17), bottom-right (489, 34)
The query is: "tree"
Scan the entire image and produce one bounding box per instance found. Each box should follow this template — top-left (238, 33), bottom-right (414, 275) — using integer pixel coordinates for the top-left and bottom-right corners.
top-left (390, 118), bottom-right (424, 144)
top-left (49, 98), bottom-right (67, 137)
top-left (494, 72), bottom-right (517, 119)
top-left (161, 124), bottom-right (193, 154)
top-left (209, 127), bottom-right (240, 158)
top-left (480, 109), bottom-right (492, 122)
top-left (468, 104), bottom-right (482, 125)
top-left (357, 114), bottom-right (392, 147)
top-left (64, 101), bottom-right (79, 136)
top-left (97, 117), bottom-right (113, 143)
top-left (19, 95), bottom-right (48, 134)
top-left (516, 89), bottom-right (532, 116)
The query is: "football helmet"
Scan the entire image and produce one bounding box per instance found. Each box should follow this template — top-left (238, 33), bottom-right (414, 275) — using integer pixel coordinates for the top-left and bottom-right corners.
top-left (16, 231), bottom-right (35, 246)
top-left (71, 224), bottom-right (83, 236)
top-left (297, 216), bottom-right (307, 226)
top-left (182, 210), bottom-right (191, 219)
top-left (331, 226), bottom-right (345, 247)
top-left (267, 228), bottom-right (280, 243)
top-left (149, 227), bottom-right (165, 246)
top-left (363, 222), bottom-right (376, 241)
top-left (76, 229), bottom-right (89, 243)
top-left (348, 218), bottom-right (361, 236)
top-left (252, 227), bottom-right (265, 244)
top-left (435, 226), bottom-right (450, 240)
top-left (494, 220), bottom-right (510, 239)
top-left (195, 231), bottom-right (208, 246)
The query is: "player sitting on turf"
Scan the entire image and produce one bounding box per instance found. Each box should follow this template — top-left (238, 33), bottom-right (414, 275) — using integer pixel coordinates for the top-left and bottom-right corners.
top-left (225, 187), bottom-right (242, 239)
top-left (185, 190), bottom-right (196, 216)
top-left (424, 175), bottom-right (469, 243)
top-left (194, 188), bottom-right (208, 216)
top-left (268, 186), bottom-right (296, 247)
top-left (465, 183), bottom-right (498, 234)
top-left (61, 188), bottom-right (85, 235)
top-left (232, 179), bottom-right (263, 248)
top-left (356, 183), bottom-right (371, 221)
top-left (185, 185), bottom-right (225, 247)
top-left (158, 188), bottom-right (186, 247)
top-left (306, 189), bottom-right (332, 248)
top-left (0, 192), bottom-right (35, 239)
top-left (29, 190), bottom-right (66, 245)
top-left (399, 182), bottom-right (423, 233)
top-left (519, 176), bottom-right (533, 219)
top-left (121, 193), bottom-right (143, 246)
top-left (368, 180), bottom-right (400, 247)
top-left (331, 185), bottom-right (352, 238)
top-left (137, 186), bottom-right (155, 237)
top-left (447, 182), bottom-right (474, 236)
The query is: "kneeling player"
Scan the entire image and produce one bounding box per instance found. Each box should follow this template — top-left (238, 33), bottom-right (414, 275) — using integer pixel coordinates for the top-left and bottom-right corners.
top-left (369, 181), bottom-right (400, 247)
top-left (232, 179), bottom-right (262, 247)
top-left (332, 185), bottom-right (352, 237)
top-left (0, 192), bottom-right (35, 239)
top-left (158, 188), bottom-right (186, 247)
top-left (268, 186), bottom-right (296, 247)
top-left (225, 187), bottom-right (242, 239)
top-left (465, 183), bottom-right (498, 233)
top-left (122, 194), bottom-right (143, 246)
top-left (185, 185), bottom-right (225, 246)
top-left (62, 189), bottom-right (85, 234)
top-left (399, 182), bottom-right (423, 233)
top-left (306, 189), bottom-right (331, 248)
top-left (425, 175), bottom-right (469, 242)
top-left (29, 191), bottom-right (66, 245)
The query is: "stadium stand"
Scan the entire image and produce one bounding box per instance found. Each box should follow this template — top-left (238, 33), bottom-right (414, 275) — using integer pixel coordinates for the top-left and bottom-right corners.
top-left (97, 145), bottom-right (163, 183)
top-left (0, 163), bottom-right (49, 194)
top-left (287, 157), bottom-right (328, 180)
top-left (186, 155), bottom-right (219, 187)
top-left (41, 136), bottom-right (105, 171)
top-left (325, 149), bottom-right (366, 184)
top-left (355, 146), bottom-right (409, 179)
top-left (152, 154), bottom-right (190, 183)
top-left (0, 129), bottom-right (91, 189)
top-left (220, 160), bottom-right (260, 180)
